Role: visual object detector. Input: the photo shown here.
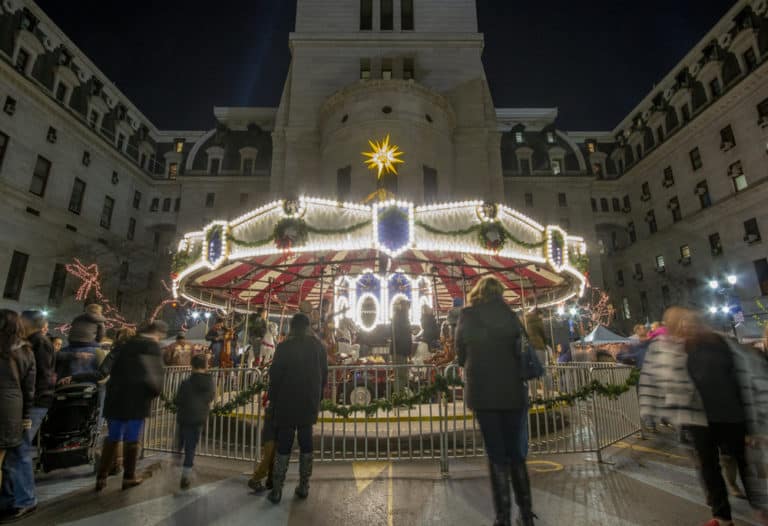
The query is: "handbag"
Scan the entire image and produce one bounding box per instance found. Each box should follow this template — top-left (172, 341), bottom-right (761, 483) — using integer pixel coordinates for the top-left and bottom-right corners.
top-left (520, 331), bottom-right (545, 380)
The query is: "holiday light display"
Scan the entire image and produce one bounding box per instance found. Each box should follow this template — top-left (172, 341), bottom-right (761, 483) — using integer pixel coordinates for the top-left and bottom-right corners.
top-left (362, 134), bottom-right (404, 178)
top-left (63, 259), bottom-right (133, 330)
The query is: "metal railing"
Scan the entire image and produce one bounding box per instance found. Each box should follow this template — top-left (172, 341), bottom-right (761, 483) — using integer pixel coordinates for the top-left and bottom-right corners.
top-left (142, 362), bottom-right (641, 471)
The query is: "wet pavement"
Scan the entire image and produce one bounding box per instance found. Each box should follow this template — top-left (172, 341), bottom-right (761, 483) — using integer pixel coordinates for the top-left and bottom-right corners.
top-left (14, 432), bottom-right (763, 526)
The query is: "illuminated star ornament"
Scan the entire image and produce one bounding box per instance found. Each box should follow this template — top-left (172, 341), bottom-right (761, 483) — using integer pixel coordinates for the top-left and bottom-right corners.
top-left (362, 134), bottom-right (404, 179)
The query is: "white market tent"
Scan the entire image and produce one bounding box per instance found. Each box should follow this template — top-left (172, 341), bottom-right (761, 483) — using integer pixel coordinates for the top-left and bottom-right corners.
top-left (580, 325), bottom-right (631, 345)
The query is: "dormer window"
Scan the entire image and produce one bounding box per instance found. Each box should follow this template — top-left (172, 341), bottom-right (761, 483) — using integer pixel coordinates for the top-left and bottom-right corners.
top-left (206, 146), bottom-right (224, 175)
top-left (14, 48), bottom-right (30, 73)
top-left (239, 147), bottom-right (258, 176)
top-left (586, 141), bottom-right (596, 154)
top-left (514, 131), bottom-right (524, 144)
top-left (54, 82), bottom-right (68, 103)
top-left (116, 133), bottom-right (126, 152)
top-left (551, 159), bottom-right (562, 175)
top-left (168, 163), bottom-right (178, 180)
top-left (175, 140), bottom-right (184, 153)
top-left (744, 47), bottom-right (758, 72)
top-left (88, 109), bottom-right (100, 129)
top-left (680, 103), bottom-right (691, 123)
top-left (709, 77), bottom-right (722, 97)
top-left (546, 132), bottom-right (555, 144)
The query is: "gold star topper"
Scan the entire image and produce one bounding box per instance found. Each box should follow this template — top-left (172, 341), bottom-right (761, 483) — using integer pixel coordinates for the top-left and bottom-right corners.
top-left (362, 134), bottom-right (404, 179)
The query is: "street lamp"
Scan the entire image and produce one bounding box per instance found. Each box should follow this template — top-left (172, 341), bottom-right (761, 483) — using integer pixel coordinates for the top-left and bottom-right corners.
top-left (191, 311), bottom-right (200, 320)
top-left (720, 305), bottom-right (730, 314)
top-left (708, 280), bottom-right (719, 290)
top-left (556, 305), bottom-right (565, 316)
top-left (708, 306), bottom-right (718, 314)
top-left (41, 309), bottom-right (49, 317)
top-left (569, 306), bottom-right (578, 316)
top-left (726, 274), bottom-right (738, 285)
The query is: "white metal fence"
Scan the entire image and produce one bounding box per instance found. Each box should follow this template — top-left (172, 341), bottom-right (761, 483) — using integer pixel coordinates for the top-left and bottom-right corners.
top-left (142, 363), bottom-right (641, 471)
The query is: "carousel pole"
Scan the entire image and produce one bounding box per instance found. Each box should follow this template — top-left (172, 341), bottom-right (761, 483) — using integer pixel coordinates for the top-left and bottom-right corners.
top-left (429, 266), bottom-right (439, 314)
top-left (317, 257), bottom-right (326, 330)
top-left (519, 275), bottom-right (527, 330)
top-left (242, 297), bottom-right (251, 348)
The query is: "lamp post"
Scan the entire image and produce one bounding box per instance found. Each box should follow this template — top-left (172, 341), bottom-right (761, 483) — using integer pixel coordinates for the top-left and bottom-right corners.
top-left (705, 274), bottom-right (739, 338)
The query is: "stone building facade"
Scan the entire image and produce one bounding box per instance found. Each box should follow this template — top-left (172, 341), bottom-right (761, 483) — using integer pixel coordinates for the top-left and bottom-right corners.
top-left (0, 0), bottom-right (766, 335)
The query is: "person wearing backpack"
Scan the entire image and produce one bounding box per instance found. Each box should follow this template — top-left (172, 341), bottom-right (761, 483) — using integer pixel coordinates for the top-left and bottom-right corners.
top-left (455, 277), bottom-right (535, 526)
top-left (0, 310), bottom-right (35, 522)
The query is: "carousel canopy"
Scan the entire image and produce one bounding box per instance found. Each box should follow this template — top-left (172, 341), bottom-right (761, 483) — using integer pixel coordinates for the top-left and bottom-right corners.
top-left (171, 197), bottom-right (588, 328)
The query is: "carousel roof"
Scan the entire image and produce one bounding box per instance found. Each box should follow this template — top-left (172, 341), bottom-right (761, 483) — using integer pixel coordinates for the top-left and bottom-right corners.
top-left (171, 197), bottom-right (588, 314)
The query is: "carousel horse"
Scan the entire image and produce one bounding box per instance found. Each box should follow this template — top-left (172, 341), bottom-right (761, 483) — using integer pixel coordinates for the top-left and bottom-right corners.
top-left (219, 326), bottom-right (235, 368)
top-left (258, 322), bottom-right (278, 365)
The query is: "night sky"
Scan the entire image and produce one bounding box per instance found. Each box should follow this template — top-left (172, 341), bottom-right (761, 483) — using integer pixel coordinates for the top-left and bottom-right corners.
top-left (36, 0), bottom-right (734, 131)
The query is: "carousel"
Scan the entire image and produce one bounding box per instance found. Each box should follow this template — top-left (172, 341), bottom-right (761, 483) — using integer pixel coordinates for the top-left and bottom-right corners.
top-left (170, 135), bottom-right (589, 371)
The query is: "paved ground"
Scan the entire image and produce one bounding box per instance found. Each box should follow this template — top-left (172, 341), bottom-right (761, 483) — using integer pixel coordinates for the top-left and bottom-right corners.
top-left (12, 431), bottom-right (763, 526)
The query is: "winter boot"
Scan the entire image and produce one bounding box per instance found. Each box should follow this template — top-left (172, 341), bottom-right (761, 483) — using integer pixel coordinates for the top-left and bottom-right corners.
top-left (295, 453), bottom-right (313, 499)
top-left (510, 463), bottom-right (536, 526)
top-left (489, 463), bottom-right (512, 526)
top-left (180, 466), bottom-right (192, 490)
top-left (122, 442), bottom-right (144, 490)
top-left (267, 454), bottom-right (290, 504)
top-left (720, 455), bottom-right (745, 499)
top-left (95, 440), bottom-right (119, 492)
top-left (248, 441), bottom-right (276, 492)
top-left (108, 442), bottom-right (123, 476)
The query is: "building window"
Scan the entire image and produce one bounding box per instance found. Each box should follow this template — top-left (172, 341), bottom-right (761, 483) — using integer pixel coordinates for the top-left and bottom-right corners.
top-left (205, 193), bottom-right (215, 208)
top-left (590, 198), bottom-right (597, 212)
top-left (526, 193), bottom-right (534, 208)
top-left (175, 140), bottom-right (184, 153)
top-left (119, 261), bottom-right (129, 282)
top-left (689, 147), bottom-right (703, 170)
top-left (744, 47), bottom-right (758, 71)
top-left (656, 254), bottom-right (666, 271)
top-left (162, 198), bottom-right (171, 212)
top-left (381, 58), bottom-right (392, 80)
top-left (360, 58), bottom-right (371, 80)
top-left (668, 196), bottom-right (682, 223)
top-left (758, 98), bottom-right (768, 122)
top-left (174, 198), bottom-right (181, 212)
top-left (360, 0), bottom-right (373, 30)
top-left (153, 232), bottom-right (161, 253)
top-left (209, 158), bottom-right (220, 176)
top-left (680, 103), bottom-right (691, 123)
top-left (14, 48), bottom-right (29, 73)
top-left (611, 198), bottom-right (620, 212)
top-left (592, 162), bottom-right (603, 178)
top-left (150, 198), bottom-right (159, 212)
top-left (720, 125), bottom-right (735, 149)
top-left (611, 231), bottom-right (618, 251)
top-left (100, 196), bottom-right (115, 229)
top-left (168, 162), bottom-right (178, 179)
top-left (623, 195), bottom-right (631, 212)
top-left (116, 133), bottom-right (125, 151)
top-left (694, 180), bottom-right (711, 209)
top-left (733, 173), bottom-right (748, 192)
top-left (0, 132), bottom-right (7, 171)
top-left (557, 192), bottom-right (567, 207)
top-left (647, 210), bottom-right (657, 234)
top-left (403, 57), bottom-right (415, 80)
top-left (663, 166), bottom-right (675, 187)
top-left (709, 232), bottom-right (723, 256)
top-left (622, 297), bottom-right (631, 320)
top-left (133, 191), bottom-right (142, 210)
top-left (617, 270), bottom-right (625, 286)
top-left (661, 285), bottom-right (671, 308)
top-left (656, 125), bottom-right (664, 143)
top-left (586, 141), bottom-right (596, 154)
top-left (634, 262), bottom-right (643, 280)
top-left (401, 0), bottom-right (414, 30)
top-left (423, 166), bottom-right (438, 203)
top-left (337, 166), bottom-right (351, 202)
top-left (635, 143), bottom-right (643, 161)
top-left (641, 181), bottom-right (651, 201)
top-left (514, 131), bottom-right (524, 144)
top-left (3, 97), bottom-right (15, 116)
top-left (48, 263), bottom-right (66, 305)
top-left (54, 82), bottom-right (68, 103)
top-left (88, 109), bottom-right (100, 129)
top-left (640, 291), bottom-right (649, 317)
top-left (709, 77), bottom-right (722, 97)
top-left (68, 178), bottom-right (86, 214)
top-left (600, 198), bottom-right (609, 212)
top-left (679, 244), bottom-right (691, 261)
top-left (239, 193), bottom-right (249, 206)
top-left (46, 127), bottom-right (57, 143)
top-left (551, 159), bottom-right (562, 175)
top-left (29, 156), bottom-right (51, 197)
top-left (242, 158), bottom-right (254, 176)
top-left (628, 221), bottom-right (636, 243)
top-left (380, 0), bottom-right (393, 30)
top-left (755, 258), bottom-right (768, 296)
top-left (546, 132), bottom-right (555, 144)
top-left (744, 217), bottom-right (761, 244)
top-left (140, 153), bottom-right (147, 169)
top-left (82, 151), bottom-right (91, 167)
top-left (127, 217), bottom-right (136, 241)
top-left (3, 251), bottom-right (28, 300)
top-left (520, 158), bottom-right (531, 175)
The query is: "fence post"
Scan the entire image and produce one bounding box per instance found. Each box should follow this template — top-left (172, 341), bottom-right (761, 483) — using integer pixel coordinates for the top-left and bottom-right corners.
top-left (439, 389), bottom-right (449, 476)
top-left (589, 367), bottom-right (604, 463)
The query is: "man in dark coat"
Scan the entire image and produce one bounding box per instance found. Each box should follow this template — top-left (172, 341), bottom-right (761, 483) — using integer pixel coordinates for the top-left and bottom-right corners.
top-left (390, 299), bottom-right (413, 394)
top-left (1, 310), bottom-right (54, 521)
top-left (205, 319), bottom-right (225, 367)
top-left (455, 277), bottom-right (534, 526)
top-left (267, 313), bottom-right (327, 504)
top-left (95, 320), bottom-right (166, 492)
top-left (0, 309), bottom-right (35, 518)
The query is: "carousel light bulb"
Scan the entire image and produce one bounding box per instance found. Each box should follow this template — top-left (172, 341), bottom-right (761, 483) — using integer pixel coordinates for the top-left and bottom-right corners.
top-left (191, 311), bottom-right (200, 319)
top-left (556, 306), bottom-right (565, 316)
top-left (726, 274), bottom-right (737, 285)
top-left (708, 280), bottom-right (719, 290)
top-left (720, 305), bottom-right (730, 314)
top-left (569, 307), bottom-right (578, 316)
top-left (204, 312), bottom-right (211, 319)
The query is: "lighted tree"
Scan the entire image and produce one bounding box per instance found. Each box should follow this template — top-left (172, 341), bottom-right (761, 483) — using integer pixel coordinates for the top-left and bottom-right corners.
top-left (63, 258), bottom-right (133, 330)
top-left (577, 287), bottom-right (616, 332)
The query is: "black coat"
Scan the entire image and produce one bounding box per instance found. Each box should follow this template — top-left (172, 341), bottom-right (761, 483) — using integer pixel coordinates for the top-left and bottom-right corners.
top-left (175, 372), bottom-right (215, 426)
top-left (686, 332), bottom-right (745, 424)
top-left (0, 342), bottom-right (35, 448)
top-left (268, 335), bottom-right (328, 428)
top-left (28, 331), bottom-right (55, 408)
top-left (420, 312), bottom-right (440, 344)
top-left (68, 312), bottom-right (106, 344)
top-left (455, 299), bottom-right (527, 411)
top-left (390, 313), bottom-right (413, 357)
top-left (104, 336), bottom-right (164, 421)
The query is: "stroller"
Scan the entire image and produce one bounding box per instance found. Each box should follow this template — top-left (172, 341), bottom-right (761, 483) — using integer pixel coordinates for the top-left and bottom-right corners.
top-left (38, 382), bottom-right (103, 473)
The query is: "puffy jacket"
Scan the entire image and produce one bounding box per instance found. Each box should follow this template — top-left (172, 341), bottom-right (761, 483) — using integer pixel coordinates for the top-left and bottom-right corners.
top-left (0, 341), bottom-right (35, 448)
top-left (175, 372), bottom-right (215, 426)
top-left (28, 331), bottom-right (55, 408)
top-left (104, 336), bottom-right (164, 420)
top-left (456, 298), bottom-right (527, 411)
top-left (68, 312), bottom-right (106, 344)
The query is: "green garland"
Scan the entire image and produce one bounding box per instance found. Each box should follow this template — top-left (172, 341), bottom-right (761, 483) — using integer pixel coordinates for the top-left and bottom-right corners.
top-left (171, 245), bottom-right (202, 273)
top-left (227, 220), bottom-right (372, 249)
top-left (569, 252), bottom-right (590, 274)
top-left (158, 369), bottom-right (638, 418)
top-left (415, 221), bottom-right (545, 250)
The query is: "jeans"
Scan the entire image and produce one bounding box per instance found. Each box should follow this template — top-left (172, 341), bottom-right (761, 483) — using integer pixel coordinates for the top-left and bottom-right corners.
top-left (0, 406), bottom-right (48, 509)
top-left (475, 408), bottom-right (529, 466)
top-left (177, 425), bottom-right (201, 468)
top-left (688, 422), bottom-right (750, 521)
top-left (107, 419), bottom-right (144, 442)
top-left (276, 425), bottom-right (313, 455)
